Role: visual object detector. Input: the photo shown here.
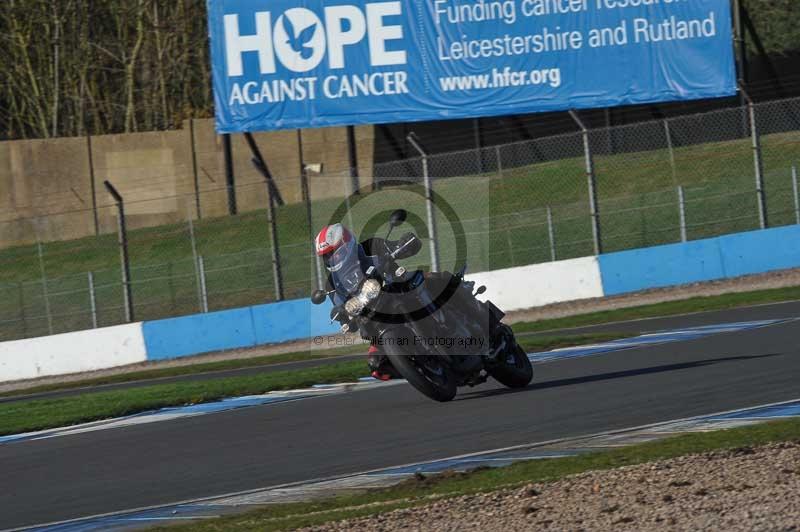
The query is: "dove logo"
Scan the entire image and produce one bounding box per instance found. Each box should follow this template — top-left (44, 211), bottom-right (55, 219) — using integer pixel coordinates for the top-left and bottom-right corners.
top-left (224, 2), bottom-right (407, 76)
top-left (273, 9), bottom-right (326, 73)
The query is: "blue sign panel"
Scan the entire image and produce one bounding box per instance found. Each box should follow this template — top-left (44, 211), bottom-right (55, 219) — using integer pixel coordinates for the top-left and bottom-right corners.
top-left (208, 0), bottom-right (736, 132)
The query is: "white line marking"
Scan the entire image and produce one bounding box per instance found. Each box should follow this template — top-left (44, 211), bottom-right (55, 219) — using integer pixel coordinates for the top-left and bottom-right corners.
top-left (19, 397), bottom-right (800, 532)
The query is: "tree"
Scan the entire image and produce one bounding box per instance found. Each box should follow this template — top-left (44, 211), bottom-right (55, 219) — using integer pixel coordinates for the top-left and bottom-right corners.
top-left (0, 0), bottom-right (798, 141)
top-left (0, 0), bottom-right (212, 140)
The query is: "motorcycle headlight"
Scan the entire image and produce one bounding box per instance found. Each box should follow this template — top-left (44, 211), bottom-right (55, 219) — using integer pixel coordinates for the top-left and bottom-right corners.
top-left (361, 279), bottom-right (382, 300)
top-left (344, 279), bottom-right (382, 317)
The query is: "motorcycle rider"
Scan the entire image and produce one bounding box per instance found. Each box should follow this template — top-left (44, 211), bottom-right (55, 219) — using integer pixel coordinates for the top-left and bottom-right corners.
top-left (315, 223), bottom-right (499, 381)
top-left (315, 223), bottom-right (421, 380)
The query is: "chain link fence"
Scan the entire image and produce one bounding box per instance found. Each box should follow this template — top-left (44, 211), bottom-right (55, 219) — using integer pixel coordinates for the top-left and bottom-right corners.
top-left (1, 97), bottom-right (799, 341)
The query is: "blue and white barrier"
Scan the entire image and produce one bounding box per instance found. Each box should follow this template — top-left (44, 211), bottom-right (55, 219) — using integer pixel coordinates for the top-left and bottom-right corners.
top-left (142, 299), bottom-right (339, 360)
top-left (1, 224), bottom-right (798, 382)
top-left (0, 300), bottom-right (339, 382)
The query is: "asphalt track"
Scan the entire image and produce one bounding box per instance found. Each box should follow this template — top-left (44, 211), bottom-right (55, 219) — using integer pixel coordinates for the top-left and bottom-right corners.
top-left (5, 299), bottom-right (800, 405)
top-left (2, 303), bottom-right (800, 529)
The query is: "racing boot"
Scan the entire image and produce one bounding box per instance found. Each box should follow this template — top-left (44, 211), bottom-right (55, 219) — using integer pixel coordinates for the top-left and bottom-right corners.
top-left (367, 344), bottom-right (400, 381)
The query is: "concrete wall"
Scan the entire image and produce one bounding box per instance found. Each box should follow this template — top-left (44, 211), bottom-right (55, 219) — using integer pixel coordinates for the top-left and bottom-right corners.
top-left (92, 128), bottom-right (198, 232)
top-left (0, 323), bottom-right (146, 382)
top-left (0, 122), bottom-right (375, 247)
top-left (467, 257), bottom-right (604, 312)
top-left (0, 137), bottom-right (97, 243)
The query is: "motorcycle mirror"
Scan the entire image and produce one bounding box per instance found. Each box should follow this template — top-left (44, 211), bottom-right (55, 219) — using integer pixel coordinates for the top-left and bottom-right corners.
top-left (475, 286), bottom-right (487, 296)
top-left (311, 289), bottom-right (328, 305)
top-left (389, 209), bottom-right (407, 228)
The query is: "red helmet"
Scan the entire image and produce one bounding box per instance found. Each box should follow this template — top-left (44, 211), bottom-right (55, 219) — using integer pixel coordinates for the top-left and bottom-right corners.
top-left (315, 224), bottom-right (356, 272)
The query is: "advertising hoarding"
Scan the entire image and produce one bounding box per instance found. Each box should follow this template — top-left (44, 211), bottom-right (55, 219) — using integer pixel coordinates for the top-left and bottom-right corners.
top-left (208, 0), bottom-right (737, 132)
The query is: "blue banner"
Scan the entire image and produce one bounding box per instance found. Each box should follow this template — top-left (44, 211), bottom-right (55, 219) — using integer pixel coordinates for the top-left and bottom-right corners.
top-left (208, 0), bottom-right (736, 132)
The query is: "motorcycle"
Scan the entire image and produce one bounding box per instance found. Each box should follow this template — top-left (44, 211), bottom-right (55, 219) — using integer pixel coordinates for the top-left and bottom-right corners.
top-left (311, 209), bottom-right (533, 402)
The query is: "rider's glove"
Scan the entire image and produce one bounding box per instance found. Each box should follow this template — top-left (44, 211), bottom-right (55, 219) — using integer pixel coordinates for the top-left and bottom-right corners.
top-left (330, 305), bottom-right (346, 323)
top-left (331, 306), bottom-right (359, 333)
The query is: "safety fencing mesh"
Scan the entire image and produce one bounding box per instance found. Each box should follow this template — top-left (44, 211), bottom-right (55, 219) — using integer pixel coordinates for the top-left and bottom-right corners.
top-left (1, 98), bottom-right (799, 341)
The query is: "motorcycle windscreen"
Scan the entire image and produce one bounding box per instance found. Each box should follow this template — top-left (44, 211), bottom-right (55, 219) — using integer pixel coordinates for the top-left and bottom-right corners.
top-left (327, 240), bottom-right (365, 297)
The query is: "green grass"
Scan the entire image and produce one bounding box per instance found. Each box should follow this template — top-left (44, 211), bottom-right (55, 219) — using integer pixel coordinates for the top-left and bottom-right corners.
top-left (1, 129), bottom-right (798, 341)
top-left (153, 418), bottom-right (800, 531)
top-left (0, 333), bottom-right (624, 435)
top-left (0, 346), bottom-right (364, 399)
top-left (0, 360), bottom-right (367, 436)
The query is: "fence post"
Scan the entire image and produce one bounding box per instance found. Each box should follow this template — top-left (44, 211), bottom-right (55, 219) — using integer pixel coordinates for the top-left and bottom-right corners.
top-left (345, 181), bottom-right (358, 229)
top-left (742, 88), bottom-right (768, 229)
top-left (298, 130), bottom-right (324, 290)
top-left (677, 186), bottom-right (688, 242)
top-left (189, 119), bottom-right (202, 220)
top-left (104, 181), bottom-right (134, 322)
top-left (407, 133), bottom-right (440, 272)
top-left (473, 118), bottom-right (485, 174)
top-left (37, 241), bottom-right (53, 335)
top-left (547, 206), bottom-right (557, 262)
top-left (506, 230), bottom-right (515, 266)
top-left (347, 125), bottom-right (360, 195)
top-left (265, 181), bottom-right (284, 301)
top-left (223, 133), bottom-right (237, 216)
top-left (198, 256), bottom-right (209, 313)
top-left (88, 271), bottom-right (98, 329)
top-left (496, 145), bottom-right (503, 177)
top-left (167, 262), bottom-right (176, 311)
top-left (18, 282), bottom-right (28, 338)
top-left (87, 133), bottom-right (100, 235)
top-left (244, 132), bottom-right (285, 301)
top-left (188, 215), bottom-right (204, 312)
top-left (793, 165), bottom-right (800, 225)
top-left (569, 110), bottom-right (602, 255)
top-left (664, 119), bottom-right (677, 185)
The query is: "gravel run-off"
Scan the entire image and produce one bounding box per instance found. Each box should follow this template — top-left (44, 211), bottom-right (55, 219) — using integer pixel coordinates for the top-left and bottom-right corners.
top-left (305, 441), bottom-right (800, 531)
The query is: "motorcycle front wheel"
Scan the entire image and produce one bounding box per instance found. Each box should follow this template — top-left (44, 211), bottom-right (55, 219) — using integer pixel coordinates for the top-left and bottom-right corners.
top-left (383, 329), bottom-right (457, 402)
